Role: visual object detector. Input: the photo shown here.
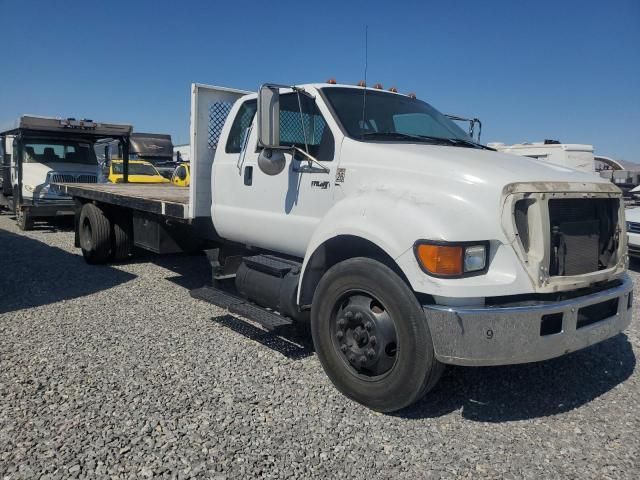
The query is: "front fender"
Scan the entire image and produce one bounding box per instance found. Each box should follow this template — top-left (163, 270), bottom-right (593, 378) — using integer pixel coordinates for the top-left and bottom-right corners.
top-left (298, 185), bottom-right (531, 303)
top-left (298, 189), bottom-right (485, 301)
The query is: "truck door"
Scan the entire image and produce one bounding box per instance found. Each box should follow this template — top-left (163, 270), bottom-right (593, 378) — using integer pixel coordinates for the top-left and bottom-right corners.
top-left (1, 136), bottom-right (16, 195)
top-left (213, 91), bottom-right (338, 258)
top-left (9, 136), bottom-right (19, 197)
top-left (0, 137), bottom-right (5, 194)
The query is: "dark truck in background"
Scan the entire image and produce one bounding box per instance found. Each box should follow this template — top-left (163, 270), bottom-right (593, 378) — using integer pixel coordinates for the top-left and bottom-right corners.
top-left (130, 133), bottom-right (176, 179)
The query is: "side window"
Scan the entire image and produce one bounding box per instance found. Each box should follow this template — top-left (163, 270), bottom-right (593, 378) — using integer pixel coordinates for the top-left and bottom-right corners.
top-left (225, 100), bottom-right (257, 153)
top-left (279, 94), bottom-right (334, 161)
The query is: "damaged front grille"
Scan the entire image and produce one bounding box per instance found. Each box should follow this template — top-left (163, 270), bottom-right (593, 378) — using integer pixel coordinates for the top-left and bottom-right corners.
top-left (548, 198), bottom-right (619, 276)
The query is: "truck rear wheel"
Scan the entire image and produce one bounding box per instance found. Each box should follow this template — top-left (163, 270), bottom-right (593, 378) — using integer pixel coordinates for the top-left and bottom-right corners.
top-left (311, 257), bottom-right (443, 412)
top-left (111, 212), bottom-right (133, 261)
top-left (79, 203), bottom-right (111, 264)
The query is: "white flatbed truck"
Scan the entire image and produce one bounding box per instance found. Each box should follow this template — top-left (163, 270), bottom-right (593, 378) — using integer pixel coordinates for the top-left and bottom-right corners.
top-left (56, 82), bottom-right (633, 412)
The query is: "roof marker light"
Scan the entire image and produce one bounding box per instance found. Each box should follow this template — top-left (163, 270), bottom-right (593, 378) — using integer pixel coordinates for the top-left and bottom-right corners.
top-left (326, 78), bottom-right (337, 84)
top-left (388, 86), bottom-right (398, 93)
top-left (373, 83), bottom-right (383, 90)
top-left (357, 80), bottom-right (367, 87)
top-left (408, 92), bottom-right (417, 99)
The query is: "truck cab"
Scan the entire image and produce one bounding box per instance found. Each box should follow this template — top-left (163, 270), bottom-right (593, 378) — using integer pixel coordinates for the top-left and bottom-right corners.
top-left (212, 83), bottom-right (631, 409)
top-left (0, 116), bottom-right (132, 230)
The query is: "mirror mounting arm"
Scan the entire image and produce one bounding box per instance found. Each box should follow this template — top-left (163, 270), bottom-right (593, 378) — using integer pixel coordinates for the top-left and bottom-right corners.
top-left (291, 146), bottom-right (329, 174)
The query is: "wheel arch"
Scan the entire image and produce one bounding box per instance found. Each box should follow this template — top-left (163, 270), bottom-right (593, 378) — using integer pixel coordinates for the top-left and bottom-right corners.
top-left (298, 234), bottom-right (422, 308)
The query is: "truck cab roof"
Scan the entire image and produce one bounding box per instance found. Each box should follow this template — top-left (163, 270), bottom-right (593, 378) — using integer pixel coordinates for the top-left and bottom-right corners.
top-left (0, 115), bottom-right (132, 138)
top-left (235, 82), bottom-right (415, 102)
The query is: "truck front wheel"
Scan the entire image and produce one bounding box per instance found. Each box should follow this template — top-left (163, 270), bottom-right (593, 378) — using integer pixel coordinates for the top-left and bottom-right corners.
top-left (79, 203), bottom-right (111, 264)
top-left (311, 257), bottom-right (443, 412)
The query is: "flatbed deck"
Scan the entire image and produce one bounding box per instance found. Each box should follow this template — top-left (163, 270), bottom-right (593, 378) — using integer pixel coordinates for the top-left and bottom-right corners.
top-left (53, 183), bottom-right (190, 219)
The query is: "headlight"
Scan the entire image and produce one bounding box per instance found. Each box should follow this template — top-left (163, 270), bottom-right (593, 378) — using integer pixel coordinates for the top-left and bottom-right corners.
top-left (414, 241), bottom-right (488, 277)
top-left (626, 222), bottom-right (631, 231)
top-left (464, 245), bottom-right (487, 272)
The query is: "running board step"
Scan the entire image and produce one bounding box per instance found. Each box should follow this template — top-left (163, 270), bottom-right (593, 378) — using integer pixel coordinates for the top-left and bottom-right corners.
top-left (190, 286), bottom-right (293, 330)
top-left (243, 254), bottom-right (301, 277)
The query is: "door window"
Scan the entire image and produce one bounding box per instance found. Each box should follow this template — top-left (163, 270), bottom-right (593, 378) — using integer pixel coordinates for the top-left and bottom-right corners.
top-left (279, 94), bottom-right (334, 161)
top-left (226, 100), bottom-right (257, 153)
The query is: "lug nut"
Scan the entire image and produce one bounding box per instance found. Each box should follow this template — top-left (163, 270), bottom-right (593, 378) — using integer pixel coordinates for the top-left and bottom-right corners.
top-left (358, 355), bottom-right (367, 365)
top-left (336, 331), bottom-right (344, 340)
top-left (340, 344), bottom-right (348, 353)
top-left (370, 336), bottom-right (377, 346)
top-left (367, 348), bottom-right (375, 359)
top-left (345, 311), bottom-right (354, 320)
top-left (355, 312), bottom-right (363, 321)
top-left (337, 318), bottom-right (346, 329)
top-left (365, 321), bottom-right (373, 331)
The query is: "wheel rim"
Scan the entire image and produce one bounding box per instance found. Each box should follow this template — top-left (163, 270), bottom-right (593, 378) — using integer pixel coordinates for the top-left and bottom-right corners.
top-left (331, 292), bottom-right (398, 378)
top-left (81, 218), bottom-right (93, 250)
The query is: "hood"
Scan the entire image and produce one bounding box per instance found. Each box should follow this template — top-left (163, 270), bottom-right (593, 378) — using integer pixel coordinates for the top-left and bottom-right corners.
top-left (338, 140), bottom-right (618, 246)
top-left (342, 140), bottom-right (606, 187)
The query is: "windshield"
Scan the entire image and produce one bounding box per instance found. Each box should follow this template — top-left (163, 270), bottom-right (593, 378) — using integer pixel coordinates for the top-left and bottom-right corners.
top-left (23, 139), bottom-right (97, 164)
top-left (322, 87), bottom-right (471, 143)
top-left (112, 162), bottom-right (159, 176)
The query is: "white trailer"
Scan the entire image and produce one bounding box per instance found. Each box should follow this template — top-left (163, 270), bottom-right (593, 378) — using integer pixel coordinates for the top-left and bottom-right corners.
top-left (488, 140), bottom-right (596, 173)
top-left (55, 82), bottom-right (633, 412)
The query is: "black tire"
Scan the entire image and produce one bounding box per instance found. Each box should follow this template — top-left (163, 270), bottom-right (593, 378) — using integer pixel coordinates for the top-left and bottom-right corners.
top-left (15, 205), bottom-right (34, 231)
top-left (110, 211), bottom-right (133, 261)
top-left (78, 203), bottom-right (111, 264)
top-left (311, 257), bottom-right (444, 412)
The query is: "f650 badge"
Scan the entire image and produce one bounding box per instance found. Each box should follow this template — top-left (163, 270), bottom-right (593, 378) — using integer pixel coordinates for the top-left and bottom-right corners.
top-left (311, 180), bottom-right (330, 189)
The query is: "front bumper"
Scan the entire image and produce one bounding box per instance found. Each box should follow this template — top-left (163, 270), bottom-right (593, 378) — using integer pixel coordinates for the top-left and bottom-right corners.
top-left (21, 197), bottom-right (75, 217)
top-left (424, 274), bottom-right (633, 366)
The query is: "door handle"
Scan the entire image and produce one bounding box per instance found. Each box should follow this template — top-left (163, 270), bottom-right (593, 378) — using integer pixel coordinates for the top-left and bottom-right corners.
top-left (244, 166), bottom-right (253, 186)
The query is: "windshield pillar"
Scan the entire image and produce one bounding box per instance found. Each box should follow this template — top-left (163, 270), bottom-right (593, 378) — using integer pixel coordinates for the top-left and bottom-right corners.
top-left (121, 136), bottom-right (130, 184)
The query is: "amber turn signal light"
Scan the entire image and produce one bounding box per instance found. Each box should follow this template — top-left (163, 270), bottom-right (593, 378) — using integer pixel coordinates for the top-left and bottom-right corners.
top-left (415, 244), bottom-right (463, 276)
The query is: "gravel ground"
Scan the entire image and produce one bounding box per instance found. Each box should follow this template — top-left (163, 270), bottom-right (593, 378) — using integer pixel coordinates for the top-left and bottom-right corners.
top-left (0, 212), bottom-right (639, 480)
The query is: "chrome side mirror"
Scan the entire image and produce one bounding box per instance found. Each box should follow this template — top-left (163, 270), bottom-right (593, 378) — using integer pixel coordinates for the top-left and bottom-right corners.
top-left (257, 85), bottom-right (280, 149)
top-left (258, 149), bottom-right (286, 176)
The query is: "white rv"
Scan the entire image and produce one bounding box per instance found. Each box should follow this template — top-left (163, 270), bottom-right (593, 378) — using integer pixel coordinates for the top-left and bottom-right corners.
top-left (488, 141), bottom-right (596, 173)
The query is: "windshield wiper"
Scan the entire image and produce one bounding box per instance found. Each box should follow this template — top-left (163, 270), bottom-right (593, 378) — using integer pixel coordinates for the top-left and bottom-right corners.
top-left (445, 137), bottom-right (494, 150)
top-left (361, 132), bottom-right (446, 144)
top-left (410, 134), bottom-right (486, 149)
top-left (362, 132), bottom-right (494, 150)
